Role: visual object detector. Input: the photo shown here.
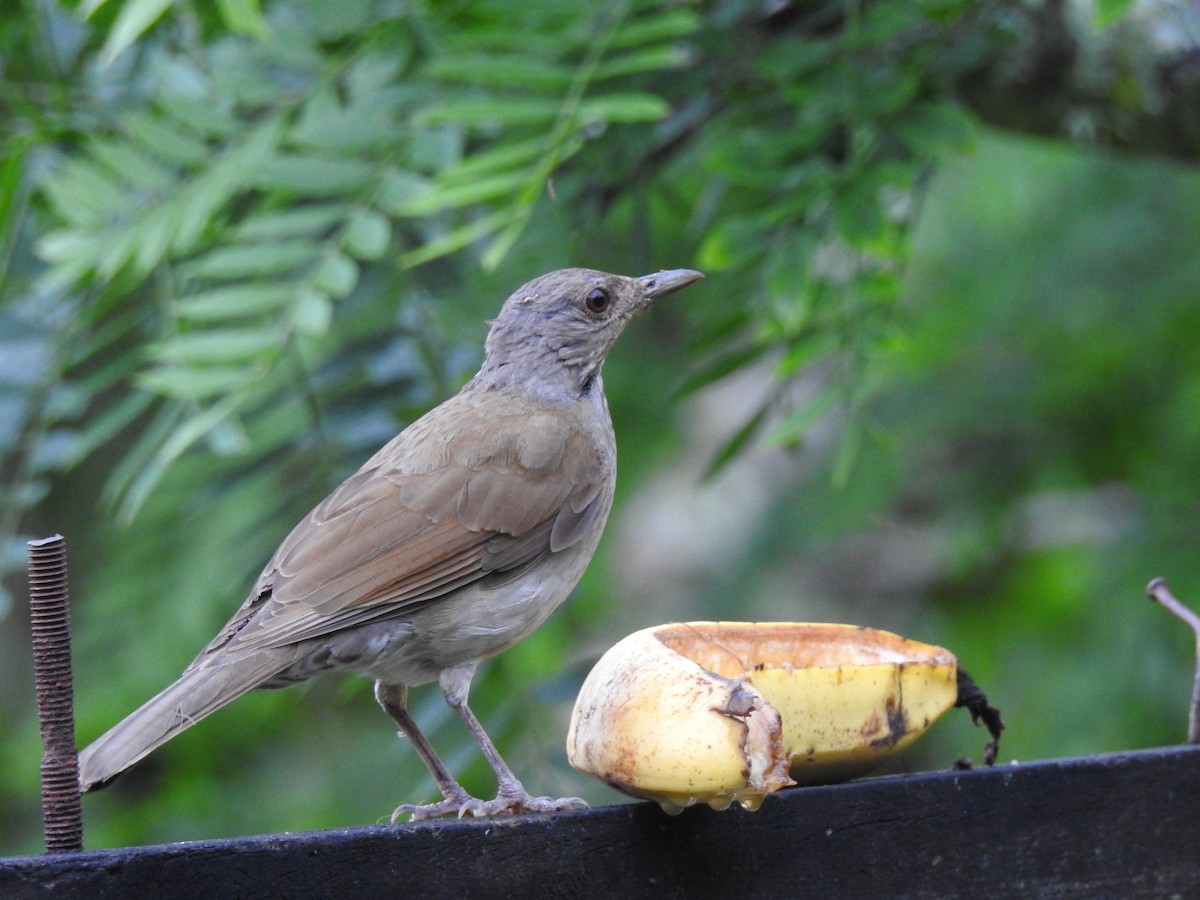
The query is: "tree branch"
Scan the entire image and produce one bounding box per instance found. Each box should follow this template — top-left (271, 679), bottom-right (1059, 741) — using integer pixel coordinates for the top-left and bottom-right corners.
top-left (957, 0), bottom-right (1200, 164)
top-left (763, 0), bottom-right (1200, 165)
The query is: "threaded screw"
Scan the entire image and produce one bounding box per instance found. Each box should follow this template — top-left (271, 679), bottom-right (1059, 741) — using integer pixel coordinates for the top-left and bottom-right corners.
top-left (28, 534), bottom-right (83, 853)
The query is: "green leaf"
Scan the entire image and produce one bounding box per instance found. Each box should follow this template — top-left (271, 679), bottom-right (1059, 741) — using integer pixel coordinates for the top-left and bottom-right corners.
top-left (830, 418), bottom-right (862, 489)
top-left (312, 252), bottom-right (358, 296)
top-left (149, 327), bottom-right (279, 364)
top-left (234, 204), bottom-right (348, 241)
top-left (438, 136), bottom-right (548, 182)
top-left (703, 404), bottom-right (770, 480)
top-left (258, 18), bottom-right (325, 71)
top-left (309, 0), bottom-right (374, 39)
top-left (40, 158), bottom-right (128, 227)
top-left (35, 229), bottom-right (101, 266)
top-left (376, 169), bottom-right (432, 216)
top-left (676, 342), bottom-right (770, 398)
top-left (342, 208), bottom-right (391, 260)
top-left (183, 240), bottom-right (315, 280)
top-left (579, 92), bottom-right (670, 124)
top-left (175, 285), bottom-right (295, 320)
top-left (897, 102), bottom-right (976, 157)
top-left (253, 155), bottom-right (375, 195)
top-left (137, 365), bottom-right (251, 399)
top-left (173, 116), bottom-right (285, 251)
top-left (696, 218), bottom-right (766, 272)
top-left (763, 232), bottom-right (815, 336)
top-left (775, 332), bottom-right (837, 379)
top-left (94, 230), bottom-right (139, 279)
top-left (215, 0), bottom-right (268, 36)
top-left (158, 93), bottom-right (242, 140)
top-left (593, 46), bottom-right (688, 81)
top-left (66, 309), bottom-right (151, 371)
top-left (833, 187), bottom-right (885, 249)
top-left (99, 0), bottom-right (175, 66)
top-left (292, 288), bottom-right (332, 336)
top-left (1095, 0), bottom-right (1136, 27)
top-left (86, 138), bottom-right (175, 192)
top-left (0, 143), bottom-right (24, 210)
top-left (205, 415), bottom-right (251, 456)
top-left (114, 395), bottom-right (248, 522)
top-left (409, 124), bottom-right (464, 171)
top-left (290, 86), bottom-right (401, 152)
top-left (398, 207), bottom-right (520, 269)
top-left (123, 111), bottom-right (211, 166)
top-left (481, 210), bottom-right (532, 272)
top-left (610, 10), bottom-right (701, 49)
top-left (102, 403), bottom-right (181, 513)
top-left (416, 98), bottom-right (562, 128)
top-left (345, 52), bottom-right (404, 98)
top-left (766, 387), bottom-right (839, 449)
top-left (65, 391), bottom-right (156, 469)
top-left (425, 55), bottom-right (573, 88)
top-left (394, 171), bottom-right (526, 216)
top-left (37, 256), bottom-right (93, 292)
top-left (80, 0), bottom-right (115, 17)
top-left (130, 206), bottom-right (178, 275)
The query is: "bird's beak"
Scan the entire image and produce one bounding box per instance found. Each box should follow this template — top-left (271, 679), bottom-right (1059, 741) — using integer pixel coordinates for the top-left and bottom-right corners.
top-left (638, 269), bottom-right (704, 301)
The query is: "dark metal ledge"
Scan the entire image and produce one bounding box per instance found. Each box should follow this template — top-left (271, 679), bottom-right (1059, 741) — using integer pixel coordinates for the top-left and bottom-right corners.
top-left (3, 745), bottom-right (1198, 899)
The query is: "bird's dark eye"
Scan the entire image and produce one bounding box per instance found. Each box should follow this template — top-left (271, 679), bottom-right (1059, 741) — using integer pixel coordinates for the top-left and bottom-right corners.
top-left (584, 287), bottom-right (610, 314)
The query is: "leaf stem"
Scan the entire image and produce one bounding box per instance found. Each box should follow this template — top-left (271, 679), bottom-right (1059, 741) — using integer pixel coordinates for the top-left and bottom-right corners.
top-left (1146, 577), bottom-right (1200, 744)
top-left (482, 0), bottom-right (632, 269)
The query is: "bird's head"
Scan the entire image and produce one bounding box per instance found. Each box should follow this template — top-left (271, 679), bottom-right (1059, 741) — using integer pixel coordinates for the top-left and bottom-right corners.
top-left (477, 267), bottom-right (703, 401)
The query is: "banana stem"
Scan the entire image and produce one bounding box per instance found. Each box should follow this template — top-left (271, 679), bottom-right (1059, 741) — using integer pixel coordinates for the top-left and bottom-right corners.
top-left (954, 668), bottom-right (1004, 766)
top-left (1146, 577), bottom-right (1200, 745)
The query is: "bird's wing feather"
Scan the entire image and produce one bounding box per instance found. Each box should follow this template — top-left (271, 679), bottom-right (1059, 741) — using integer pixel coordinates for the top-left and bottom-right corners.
top-left (189, 392), bottom-right (611, 663)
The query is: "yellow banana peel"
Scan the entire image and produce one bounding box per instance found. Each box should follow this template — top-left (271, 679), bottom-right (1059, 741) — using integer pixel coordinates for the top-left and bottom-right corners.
top-left (567, 621), bottom-right (981, 814)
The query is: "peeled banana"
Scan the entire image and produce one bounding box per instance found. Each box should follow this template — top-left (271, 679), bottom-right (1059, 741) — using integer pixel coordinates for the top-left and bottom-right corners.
top-left (567, 621), bottom-right (996, 814)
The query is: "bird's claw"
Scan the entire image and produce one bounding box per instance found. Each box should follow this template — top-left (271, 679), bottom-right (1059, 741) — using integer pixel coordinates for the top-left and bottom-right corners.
top-left (500, 793), bottom-right (589, 816)
top-left (392, 792), bottom-right (588, 822)
top-left (391, 798), bottom-right (471, 822)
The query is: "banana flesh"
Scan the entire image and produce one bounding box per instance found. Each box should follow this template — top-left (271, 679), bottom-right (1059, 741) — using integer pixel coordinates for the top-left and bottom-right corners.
top-left (566, 622), bottom-right (961, 814)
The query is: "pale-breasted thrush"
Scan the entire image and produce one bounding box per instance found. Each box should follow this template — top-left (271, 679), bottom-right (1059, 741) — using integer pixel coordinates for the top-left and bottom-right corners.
top-left (78, 266), bottom-right (703, 820)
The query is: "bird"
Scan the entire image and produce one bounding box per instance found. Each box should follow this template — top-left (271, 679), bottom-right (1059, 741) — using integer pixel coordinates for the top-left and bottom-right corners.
top-left (77, 266), bottom-right (704, 820)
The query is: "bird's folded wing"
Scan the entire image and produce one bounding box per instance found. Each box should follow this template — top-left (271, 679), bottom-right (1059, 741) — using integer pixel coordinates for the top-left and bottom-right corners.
top-left (191, 399), bottom-right (609, 660)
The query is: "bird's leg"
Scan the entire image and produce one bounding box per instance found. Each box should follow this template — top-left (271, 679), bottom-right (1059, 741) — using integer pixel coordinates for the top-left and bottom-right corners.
top-left (437, 663), bottom-right (586, 817)
top-left (374, 681), bottom-right (477, 822)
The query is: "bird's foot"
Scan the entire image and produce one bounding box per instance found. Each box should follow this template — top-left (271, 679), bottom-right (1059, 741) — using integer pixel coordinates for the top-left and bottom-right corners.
top-left (490, 791), bottom-right (589, 817)
top-left (392, 789), bottom-right (587, 822)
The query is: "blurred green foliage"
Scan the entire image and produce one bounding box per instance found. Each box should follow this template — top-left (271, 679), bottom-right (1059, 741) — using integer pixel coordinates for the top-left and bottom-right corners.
top-left (2, 0), bottom-right (1199, 855)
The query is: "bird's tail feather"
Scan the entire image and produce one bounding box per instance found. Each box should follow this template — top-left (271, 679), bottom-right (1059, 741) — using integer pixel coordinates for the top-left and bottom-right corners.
top-left (78, 649), bottom-right (294, 792)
